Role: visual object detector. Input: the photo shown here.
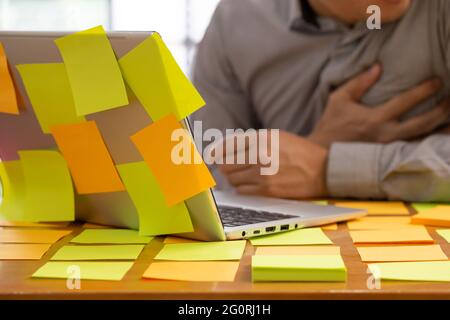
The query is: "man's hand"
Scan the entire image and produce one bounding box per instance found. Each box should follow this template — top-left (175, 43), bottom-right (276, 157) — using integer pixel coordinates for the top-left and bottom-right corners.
top-left (309, 64), bottom-right (450, 147)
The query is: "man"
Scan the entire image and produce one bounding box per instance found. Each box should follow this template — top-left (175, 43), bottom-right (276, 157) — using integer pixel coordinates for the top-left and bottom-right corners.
top-left (191, 0), bottom-right (450, 201)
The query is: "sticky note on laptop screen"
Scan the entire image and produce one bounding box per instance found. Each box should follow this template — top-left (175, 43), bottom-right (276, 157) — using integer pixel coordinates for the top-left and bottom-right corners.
top-left (336, 201), bottom-right (410, 215)
top-left (349, 228), bottom-right (434, 244)
top-left (131, 114), bottom-right (215, 206)
top-left (0, 160), bottom-right (25, 221)
top-left (117, 162), bottom-right (193, 236)
top-left (119, 33), bottom-right (205, 121)
top-left (368, 261), bottom-right (450, 282)
top-left (54, 25), bottom-right (128, 115)
top-left (17, 63), bottom-right (85, 133)
top-left (51, 121), bottom-right (125, 194)
top-left (249, 228), bottom-right (333, 246)
top-left (0, 42), bottom-right (19, 114)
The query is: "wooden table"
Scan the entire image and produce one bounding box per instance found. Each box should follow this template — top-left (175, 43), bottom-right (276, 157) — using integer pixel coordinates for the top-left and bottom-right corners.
top-left (2, 207), bottom-right (450, 300)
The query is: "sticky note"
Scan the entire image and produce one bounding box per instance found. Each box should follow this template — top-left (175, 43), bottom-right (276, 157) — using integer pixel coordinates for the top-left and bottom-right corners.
top-left (0, 221), bottom-right (69, 228)
top-left (336, 201), bottom-right (410, 215)
top-left (0, 43), bottom-right (19, 114)
top-left (51, 121), bottom-right (125, 194)
top-left (0, 244), bottom-right (52, 260)
top-left (255, 246), bottom-right (340, 256)
top-left (17, 63), bottom-right (85, 133)
top-left (32, 261), bottom-right (133, 281)
top-left (436, 229), bottom-right (450, 243)
top-left (249, 228), bottom-right (333, 246)
top-left (411, 206), bottom-right (450, 227)
top-left (154, 240), bottom-right (246, 261)
top-left (412, 203), bottom-right (439, 212)
top-left (0, 229), bottom-right (72, 243)
top-left (349, 228), bottom-right (434, 244)
top-left (164, 236), bottom-right (200, 244)
top-left (312, 200), bottom-right (328, 205)
top-left (51, 245), bottom-right (145, 261)
top-left (119, 33), bottom-right (204, 121)
top-left (347, 217), bottom-right (420, 230)
top-left (19, 150), bottom-right (74, 222)
top-left (368, 261), bottom-right (450, 282)
top-left (252, 255), bottom-right (347, 282)
top-left (143, 261), bottom-right (239, 282)
top-left (131, 114), bottom-right (215, 206)
top-left (70, 229), bottom-right (152, 244)
top-left (117, 162), bottom-right (193, 236)
top-left (322, 223), bottom-right (338, 230)
top-left (54, 26), bottom-right (128, 115)
top-left (357, 245), bottom-right (447, 262)
top-left (0, 160), bottom-right (25, 221)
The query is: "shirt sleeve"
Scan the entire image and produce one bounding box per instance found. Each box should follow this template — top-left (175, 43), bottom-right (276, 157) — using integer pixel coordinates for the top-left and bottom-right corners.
top-left (327, 134), bottom-right (450, 201)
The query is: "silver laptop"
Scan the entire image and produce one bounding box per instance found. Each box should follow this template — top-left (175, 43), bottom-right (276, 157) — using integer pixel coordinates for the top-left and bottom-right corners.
top-left (0, 31), bottom-right (367, 241)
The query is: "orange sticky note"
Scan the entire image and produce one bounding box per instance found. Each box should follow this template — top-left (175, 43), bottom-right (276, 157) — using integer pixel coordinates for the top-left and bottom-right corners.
top-left (163, 236), bottom-right (201, 244)
top-left (0, 229), bottom-right (72, 243)
top-left (51, 121), bottom-right (125, 194)
top-left (0, 221), bottom-right (69, 228)
top-left (356, 245), bottom-right (447, 262)
top-left (0, 243), bottom-right (52, 260)
top-left (143, 261), bottom-right (239, 282)
top-left (322, 223), bottom-right (338, 230)
top-left (131, 114), bottom-right (215, 206)
top-left (349, 227), bottom-right (434, 244)
top-left (411, 206), bottom-right (450, 227)
top-left (0, 43), bottom-right (18, 115)
top-left (255, 246), bottom-right (340, 256)
top-left (347, 217), bottom-right (420, 230)
top-left (336, 201), bottom-right (410, 216)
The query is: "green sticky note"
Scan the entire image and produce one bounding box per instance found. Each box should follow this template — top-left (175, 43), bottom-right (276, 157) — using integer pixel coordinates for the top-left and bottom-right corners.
top-left (19, 150), bottom-right (74, 222)
top-left (32, 261), bottom-right (134, 281)
top-left (368, 261), bottom-right (450, 282)
top-left (436, 229), bottom-right (450, 242)
top-left (51, 245), bottom-right (145, 261)
top-left (55, 25), bottom-right (128, 115)
top-left (119, 33), bottom-right (205, 121)
top-left (252, 255), bottom-right (347, 282)
top-left (70, 229), bottom-right (152, 244)
top-left (412, 203), bottom-right (438, 212)
top-left (249, 228), bottom-right (333, 246)
top-left (0, 161), bottom-right (25, 221)
top-left (117, 162), bottom-right (193, 236)
top-left (154, 240), bottom-right (246, 261)
top-left (16, 63), bottom-right (85, 133)
top-left (312, 200), bottom-right (327, 205)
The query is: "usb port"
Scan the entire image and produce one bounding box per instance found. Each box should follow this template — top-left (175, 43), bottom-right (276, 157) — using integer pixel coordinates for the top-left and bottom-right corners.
top-left (280, 224), bottom-right (289, 231)
top-left (265, 226), bottom-right (276, 232)
top-left (253, 230), bottom-right (260, 235)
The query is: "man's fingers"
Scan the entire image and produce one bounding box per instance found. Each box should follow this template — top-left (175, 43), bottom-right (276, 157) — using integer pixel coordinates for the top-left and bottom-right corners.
top-left (337, 64), bottom-right (381, 101)
top-left (224, 166), bottom-right (262, 186)
top-left (379, 78), bottom-right (442, 120)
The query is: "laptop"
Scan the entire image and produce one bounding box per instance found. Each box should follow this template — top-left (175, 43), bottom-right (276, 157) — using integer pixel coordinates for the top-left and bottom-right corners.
top-left (0, 31), bottom-right (367, 241)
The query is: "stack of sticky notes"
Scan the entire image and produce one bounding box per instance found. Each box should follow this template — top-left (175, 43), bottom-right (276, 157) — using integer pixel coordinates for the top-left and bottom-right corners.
top-left (411, 205), bottom-right (450, 227)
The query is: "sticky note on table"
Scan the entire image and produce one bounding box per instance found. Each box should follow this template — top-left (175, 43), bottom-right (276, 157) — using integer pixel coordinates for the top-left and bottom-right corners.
top-left (17, 63), bottom-right (85, 133)
top-left (336, 201), bottom-right (410, 215)
top-left (0, 229), bottom-right (72, 243)
top-left (131, 114), bottom-right (215, 206)
top-left (0, 221), bottom-right (69, 228)
top-left (51, 121), bottom-right (125, 194)
top-left (154, 240), bottom-right (246, 261)
top-left (411, 206), bottom-right (450, 227)
top-left (368, 261), bottom-right (450, 282)
top-left (349, 227), bottom-right (434, 244)
top-left (322, 223), bottom-right (338, 230)
top-left (32, 261), bottom-right (133, 281)
top-left (143, 261), bottom-right (239, 282)
top-left (117, 162), bottom-right (193, 236)
top-left (119, 33), bottom-right (204, 121)
top-left (0, 244), bottom-right (52, 260)
top-left (412, 203), bottom-right (439, 212)
top-left (436, 229), bottom-right (450, 243)
top-left (249, 228), bottom-right (333, 246)
top-left (0, 160), bottom-right (25, 221)
top-left (347, 217), bottom-right (419, 230)
top-left (51, 245), bottom-right (144, 261)
top-left (54, 25), bottom-right (128, 115)
top-left (0, 42), bottom-right (19, 114)
top-left (70, 229), bottom-right (152, 244)
top-left (357, 245), bottom-right (447, 262)
top-left (19, 150), bottom-right (74, 221)
top-left (252, 255), bottom-right (347, 282)
top-left (255, 246), bottom-right (340, 256)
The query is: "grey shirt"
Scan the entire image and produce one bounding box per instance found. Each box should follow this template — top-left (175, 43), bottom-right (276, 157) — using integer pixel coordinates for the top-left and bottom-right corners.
top-left (191, 0), bottom-right (450, 201)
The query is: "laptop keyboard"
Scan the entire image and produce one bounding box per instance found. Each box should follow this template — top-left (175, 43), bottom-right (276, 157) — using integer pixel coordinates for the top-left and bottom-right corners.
top-left (218, 205), bottom-right (298, 227)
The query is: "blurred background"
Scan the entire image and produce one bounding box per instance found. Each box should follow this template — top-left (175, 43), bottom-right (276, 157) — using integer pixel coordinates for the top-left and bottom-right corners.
top-left (0, 0), bottom-right (220, 73)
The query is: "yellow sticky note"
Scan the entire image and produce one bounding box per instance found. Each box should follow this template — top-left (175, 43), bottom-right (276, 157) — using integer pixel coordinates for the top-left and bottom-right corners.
top-left (19, 150), bottom-right (74, 222)
top-left (131, 114), bottom-right (215, 206)
top-left (0, 160), bottom-right (25, 221)
top-left (249, 228), bottom-right (333, 246)
top-left (411, 206), bottom-right (450, 227)
top-left (51, 121), bottom-right (125, 194)
top-left (119, 33), bottom-right (204, 121)
top-left (143, 261), bottom-right (239, 282)
top-left (70, 229), bottom-right (152, 244)
top-left (412, 203), bottom-right (439, 212)
top-left (349, 227), bottom-right (434, 244)
top-left (322, 223), bottom-right (338, 230)
top-left (357, 245), bottom-right (447, 262)
top-left (54, 26), bottom-right (128, 115)
top-left (117, 162), bottom-right (193, 236)
top-left (0, 42), bottom-right (19, 115)
top-left (336, 201), bottom-right (410, 216)
top-left (0, 244), bottom-right (52, 260)
top-left (436, 229), bottom-right (450, 243)
top-left (347, 217), bottom-right (420, 230)
top-left (51, 245), bottom-right (145, 261)
top-left (17, 63), bottom-right (85, 133)
top-left (32, 261), bottom-right (133, 281)
top-left (368, 261), bottom-right (450, 282)
top-left (154, 240), bottom-right (246, 261)
top-left (0, 229), bottom-right (72, 243)
top-left (164, 236), bottom-right (200, 244)
top-left (255, 246), bottom-right (340, 256)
